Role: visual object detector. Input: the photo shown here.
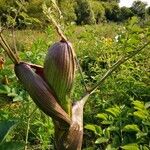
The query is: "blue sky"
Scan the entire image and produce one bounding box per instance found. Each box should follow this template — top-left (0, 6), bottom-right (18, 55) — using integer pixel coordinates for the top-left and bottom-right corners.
top-left (119, 0), bottom-right (150, 7)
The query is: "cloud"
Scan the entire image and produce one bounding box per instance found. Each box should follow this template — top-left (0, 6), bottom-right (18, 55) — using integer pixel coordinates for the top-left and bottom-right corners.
top-left (119, 0), bottom-right (150, 7)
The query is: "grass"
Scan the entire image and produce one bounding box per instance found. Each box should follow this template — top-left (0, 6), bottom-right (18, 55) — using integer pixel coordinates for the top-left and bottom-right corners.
top-left (2, 23), bottom-right (120, 52)
top-left (3, 29), bottom-right (46, 52)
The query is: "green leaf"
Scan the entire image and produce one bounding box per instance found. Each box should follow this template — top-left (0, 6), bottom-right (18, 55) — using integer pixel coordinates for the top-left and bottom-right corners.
top-left (106, 106), bottom-right (121, 117)
top-left (127, 16), bottom-right (138, 28)
top-left (106, 144), bottom-right (118, 150)
top-left (7, 88), bottom-right (18, 97)
top-left (132, 100), bottom-right (145, 111)
top-left (145, 102), bottom-right (150, 109)
top-left (7, 15), bottom-right (16, 26)
top-left (141, 145), bottom-right (149, 150)
top-left (84, 124), bottom-right (102, 135)
top-left (136, 132), bottom-right (147, 139)
top-left (108, 126), bottom-right (119, 132)
top-left (101, 120), bottom-right (112, 125)
top-left (0, 85), bottom-right (11, 94)
top-left (131, 25), bottom-right (143, 33)
top-left (121, 143), bottom-right (139, 150)
top-left (95, 137), bottom-right (109, 144)
top-left (122, 124), bottom-right (140, 132)
top-left (13, 96), bottom-right (23, 102)
top-left (83, 147), bottom-right (95, 150)
top-left (103, 128), bottom-right (110, 138)
top-left (96, 113), bottom-right (108, 120)
top-left (0, 120), bottom-right (17, 143)
top-left (133, 111), bottom-right (148, 120)
top-left (142, 120), bottom-right (150, 126)
top-left (127, 38), bottom-right (139, 46)
top-left (7, 93), bottom-right (18, 97)
top-left (84, 124), bottom-right (96, 132)
top-left (0, 142), bottom-right (24, 150)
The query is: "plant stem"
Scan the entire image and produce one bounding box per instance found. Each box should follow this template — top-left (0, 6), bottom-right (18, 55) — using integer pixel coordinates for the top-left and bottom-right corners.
top-left (75, 57), bottom-right (88, 92)
top-left (0, 33), bottom-right (19, 64)
top-left (80, 41), bottom-right (150, 105)
top-left (12, 29), bottom-right (19, 59)
top-left (24, 117), bottom-right (30, 150)
top-left (24, 102), bottom-right (30, 150)
top-left (43, 9), bottom-right (67, 42)
top-left (24, 105), bottom-right (37, 150)
top-left (89, 41), bottom-right (150, 94)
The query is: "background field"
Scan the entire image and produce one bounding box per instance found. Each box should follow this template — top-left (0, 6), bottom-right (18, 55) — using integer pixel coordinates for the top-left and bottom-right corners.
top-left (0, 0), bottom-right (150, 150)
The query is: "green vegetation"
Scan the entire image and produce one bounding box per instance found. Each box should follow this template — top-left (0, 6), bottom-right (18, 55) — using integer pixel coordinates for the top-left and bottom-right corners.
top-left (0, 0), bottom-right (150, 150)
top-left (1, 0), bottom-right (150, 28)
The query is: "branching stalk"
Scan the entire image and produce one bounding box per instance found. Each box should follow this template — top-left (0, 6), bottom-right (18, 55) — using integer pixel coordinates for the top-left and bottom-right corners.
top-left (0, 33), bottom-right (19, 64)
top-left (12, 30), bottom-right (17, 52)
top-left (43, 9), bottom-right (67, 42)
top-left (24, 106), bottom-right (37, 150)
top-left (80, 41), bottom-right (150, 105)
top-left (0, 38), bottom-right (15, 64)
top-left (11, 1), bottom-right (22, 55)
top-left (75, 57), bottom-right (88, 92)
top-left (24, 117), bottom-right (30, 150)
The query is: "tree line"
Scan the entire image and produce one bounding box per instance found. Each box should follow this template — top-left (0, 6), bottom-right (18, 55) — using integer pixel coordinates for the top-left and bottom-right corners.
top-left (0, 0), bottom-right (150, 29)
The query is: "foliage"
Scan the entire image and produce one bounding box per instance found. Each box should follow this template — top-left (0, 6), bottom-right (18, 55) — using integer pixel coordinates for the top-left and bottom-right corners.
top-left (85, 99), bottom-right (150, 149)
top-left (0, 0), bottom-right (41, 29)
top-left (104, 2), bottom-right (121, 22)
top-left (147, 6), bottom-right (150, 15)
top-left (57, 0), bottom-right (77, 23)
top-left (120, 7), bottom-right (134, 21)
top-left (131, 0), bottom-right (147, 19)
top-left (82, 17), bottom-right (150, 149)
top-left (0, 30), bottom-right (55, 149)
top-left (0, 120), bottom-right (25, 150)
top-left (0, 15), bottom-right (150, 149)
top-left (89, 0), bottom-right (105, 23)
top-left (75, 0), bottom-right (95, 25)
top-left (1, 0), bottom-right (150, 27)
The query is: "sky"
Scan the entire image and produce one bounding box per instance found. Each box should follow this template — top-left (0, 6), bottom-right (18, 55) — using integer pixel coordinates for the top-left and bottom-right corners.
top-left (119, 0), bottom-right (150, 7)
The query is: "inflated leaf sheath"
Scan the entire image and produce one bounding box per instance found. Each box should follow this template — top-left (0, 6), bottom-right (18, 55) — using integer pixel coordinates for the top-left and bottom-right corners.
top-left (44, 41), bottom-right (76, 113)
top-left (15, 62), bottom-right (71, 126)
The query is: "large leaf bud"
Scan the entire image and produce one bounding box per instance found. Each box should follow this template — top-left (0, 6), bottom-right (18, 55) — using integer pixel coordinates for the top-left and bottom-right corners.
top-left (44, 41), bottom-right (76, 114)
top-left (15, 62), bottom-right (71, 125)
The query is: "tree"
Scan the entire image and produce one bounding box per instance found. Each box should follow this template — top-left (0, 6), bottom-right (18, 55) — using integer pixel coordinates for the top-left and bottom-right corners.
top-left (0, 0), bottom-right (42, 29)
top-left (57, 0), bottom-right (77, 23)
top-left (146, 6), bottom-right (150, 15)
top-left (90, 0), bottom-right (105, 23)
top-left (75, 0), bottom-right (95, 25)
top-left (131, 0), bottom-right (147, 19)
top-left (119, 6), bottom-right (134, 21)
top-left (104, 3), bottom-right (121, 22)
top-left (100, 0), bottom-right (120, 2)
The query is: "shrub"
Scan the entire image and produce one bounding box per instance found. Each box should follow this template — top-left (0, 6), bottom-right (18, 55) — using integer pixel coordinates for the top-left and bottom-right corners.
top-left (131, 0), bottom-right (147, 19)
top-left (104, 2), bottom-right (121, 22)
top-left (75, 0), bottom-right (95, 25)
top-left (57, 0), bottom-right (77, 24)
top-left (90, 0), bottom-right (105, 23)
top-left (119, 7), bottom-right (134, 21)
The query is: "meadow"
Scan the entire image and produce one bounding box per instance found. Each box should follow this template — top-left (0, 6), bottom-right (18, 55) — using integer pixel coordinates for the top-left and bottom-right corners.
top-left (0, 17), bottom-right (150, 150)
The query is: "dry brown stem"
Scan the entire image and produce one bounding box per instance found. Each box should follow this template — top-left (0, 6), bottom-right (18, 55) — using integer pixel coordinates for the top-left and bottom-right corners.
top-left (0, 33), bottom-right (19, 64)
